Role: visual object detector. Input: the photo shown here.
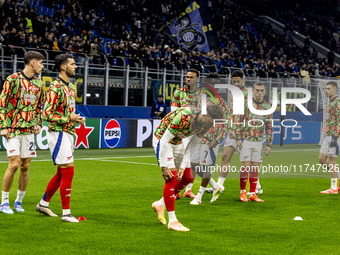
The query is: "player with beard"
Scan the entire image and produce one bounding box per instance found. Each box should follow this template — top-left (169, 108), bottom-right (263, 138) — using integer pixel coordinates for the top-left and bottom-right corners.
top-left (36, 54), bottom-right (85, 222)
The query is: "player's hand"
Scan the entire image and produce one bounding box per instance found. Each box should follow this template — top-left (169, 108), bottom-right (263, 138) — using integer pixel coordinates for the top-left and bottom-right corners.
top-left (35, 125), bottom-right (42, 135)
top-left (0, 128), bottom-right (9, 139)
top-left (237, 140), bottom-right (243, 148)
top-left (208, 140), bottom-right (218, 149)
top-left (77, 116), bottom-right (86, 125)
top-left (162, 167), bottom-right (174, 181)
top-left (330, 136), bottom-right (338, 148)
top-left (177, 168), bottom-right (185, 181)
top-left (265, 146), bottom-right (271, 155)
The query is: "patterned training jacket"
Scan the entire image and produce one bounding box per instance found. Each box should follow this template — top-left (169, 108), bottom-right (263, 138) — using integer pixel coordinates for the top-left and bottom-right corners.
top-left (325, 97), bottom-right (340, 137)
top-left (154, 107), bottom-right (209, 145)
top-left (0, 72), bottom-right (44, 138)
top-left (42, 78), bottom-right (76, 135)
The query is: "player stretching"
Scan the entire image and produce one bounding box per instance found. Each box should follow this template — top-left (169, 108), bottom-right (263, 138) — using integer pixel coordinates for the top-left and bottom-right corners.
top-left (319, 81), bottom-right (340, 194)
top-left (36, 54), bottom-right (85, 222)
top-left (171, 68), bottom-right (203, 199)
top-left (152, 105), bottom-right (224, 231)
top-left (0, 51), bottom-right (45, 214)
top-left (236, 82), bottom-right (273, 202)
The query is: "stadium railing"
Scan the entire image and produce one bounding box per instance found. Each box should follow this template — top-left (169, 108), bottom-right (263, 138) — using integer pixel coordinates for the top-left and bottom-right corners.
top-left (0, 46), bottom-right (336, 112)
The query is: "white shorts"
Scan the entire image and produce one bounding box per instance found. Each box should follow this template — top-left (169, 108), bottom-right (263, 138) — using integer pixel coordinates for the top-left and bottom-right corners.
top-left (153, 135), bottom-right (189, 169)
top-left (6, 134), bottom-right (37, 158)
top-left (224, 132), bottom-right (237, 150)
top-left (48, 131), bottom-right (74, 165)
top-left (240, 140), bottom-right (263, 163)
top-left (320, 135), bottom-right (340, 158)
top-left (191, 143), bottom-right (219, 165)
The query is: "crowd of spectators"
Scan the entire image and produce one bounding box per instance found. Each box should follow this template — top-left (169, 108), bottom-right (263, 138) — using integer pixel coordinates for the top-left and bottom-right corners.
top-left (240, 0), bottom-right (340, 54)
top-left (0, 0), bottom-right (339, 78)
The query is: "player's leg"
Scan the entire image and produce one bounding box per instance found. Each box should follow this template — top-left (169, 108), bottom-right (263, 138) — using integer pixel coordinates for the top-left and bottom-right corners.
top-left (191, 165), bottom-right (210, 204)
top-left (219, 137), bottom-right (237, 188)
top-left (14, 157), bottom-right (32, 212)
top-left (320, 136), bottom-right (339, 194)
top-left (1, 155), bottom-right (21, 214)
top-left (248, 162), bottom-right (263, 202)
top-left (14, 134), bottom-right (36, 212)
top-left (240, 162), bottom-right (250, 202)
top-left (239, 141), bottom-right (251, 202)
top-left (151, 136), bottom-right (168, 225)
top-left (184, 136), bottom-right (200, 198)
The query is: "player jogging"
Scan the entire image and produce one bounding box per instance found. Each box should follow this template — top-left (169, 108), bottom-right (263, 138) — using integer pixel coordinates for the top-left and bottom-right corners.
top-left (319, 81), bottom-right (340, 194)
top-left (0, 51), bottom-right (45, 214)
top-left (152, 105), bottom-right (224, 231)
top-left (36, 54), bottom-right (85, 222)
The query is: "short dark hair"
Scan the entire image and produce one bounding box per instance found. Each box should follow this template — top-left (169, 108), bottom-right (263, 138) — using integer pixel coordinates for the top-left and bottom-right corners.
top-left (206, 73), bottom-right (221, 84)
top-left (253, 82), bottom-right (266, 89)
top-left (207, 104), bottom-right (224, 119)
top-left (187, 68), bottom-right (199, 78)
top-left (231, 70), bottom-right (244, 79)
top-left (158, 95), bottom-right (163, 98)
top-left (326, 81), bottom-right (338, 88)
top-left (24, 51), bottom-right (44, 65)
top-left (55, 54), bottom-right (74, 72)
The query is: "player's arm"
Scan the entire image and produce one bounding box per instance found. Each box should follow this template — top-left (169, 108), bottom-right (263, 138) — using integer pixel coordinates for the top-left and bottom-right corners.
top-left (170, 89), bottom-right (180, 111)
top-left (0, 79), bottom-right (13, 130)
top-left (330, 101), bottom-right (340, 147)
top-left (213, 100), bottom-right (229, 145)
top-left (264, 114), bottom-right (273, 154)
top-left (336, 101), bottom-right (340, 138)
top-left (34, 83), bottom-right (45, 134)
top-left (158, 129), bottom-right (175, 168)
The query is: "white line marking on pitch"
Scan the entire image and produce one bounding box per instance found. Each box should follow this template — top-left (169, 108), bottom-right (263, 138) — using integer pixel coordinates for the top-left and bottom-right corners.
top-left (99, 159), bottom-right (158, 166)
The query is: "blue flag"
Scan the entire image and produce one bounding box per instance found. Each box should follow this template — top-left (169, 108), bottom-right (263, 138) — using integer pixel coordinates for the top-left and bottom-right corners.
top-left (163, 0), bottom-right (218, 52)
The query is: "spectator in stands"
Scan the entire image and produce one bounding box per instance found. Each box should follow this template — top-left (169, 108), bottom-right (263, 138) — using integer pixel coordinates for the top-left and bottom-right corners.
top-left (151, 95), bottom-right (167, 119)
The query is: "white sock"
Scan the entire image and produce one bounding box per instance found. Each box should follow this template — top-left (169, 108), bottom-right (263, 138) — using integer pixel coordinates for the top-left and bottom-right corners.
top-left (39, 199), bottom-right (49, 207)
top-left (256, 179), bottom-right (261, 189)
top-left (196, 186), bottom-right (206, 200)
top-left (15, 190), bottom-right (25, 203)
top-left (158, 197), bottom-right (165, 207)
top-left (209, 179), bottom-right (219, 190)
top-left (241, 189), bottom-right (246, 193)
top-left (250, 192), bottom-right (255, 196)
top-left (168, 211), bottom-right (178, 224)
top-left (63, 209), bottom-right (71, 215)
top-left (185, 183), bottom-right (193, 192)
top-left (217, 177), bottom-right (225, 187)
top-left (1, 191), bottom-right (9, 205)
top-left (331, 178), bottom-right (337, 190)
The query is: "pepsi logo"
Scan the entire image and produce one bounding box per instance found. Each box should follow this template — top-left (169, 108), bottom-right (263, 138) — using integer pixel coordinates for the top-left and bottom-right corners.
top-left (104, 119), bottom-right (121, 148)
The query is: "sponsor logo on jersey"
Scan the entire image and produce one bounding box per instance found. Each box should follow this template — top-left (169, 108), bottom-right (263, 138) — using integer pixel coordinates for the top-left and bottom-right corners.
top-left (104, 119), bottom-right (121, 148)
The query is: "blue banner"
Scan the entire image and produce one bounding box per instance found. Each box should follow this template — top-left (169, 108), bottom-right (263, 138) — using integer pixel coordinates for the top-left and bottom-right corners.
top-left (272, 121), bottom-right (321, 144)
top-left (163, 0), bottom-right (218, 52)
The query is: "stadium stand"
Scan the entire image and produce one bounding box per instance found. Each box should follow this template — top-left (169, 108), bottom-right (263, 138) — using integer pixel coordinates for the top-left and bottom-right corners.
top-left (0, 0), bottom-right (339, 78)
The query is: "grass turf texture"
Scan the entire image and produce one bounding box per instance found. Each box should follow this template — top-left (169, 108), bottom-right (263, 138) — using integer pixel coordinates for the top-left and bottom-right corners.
top-left (0, 144), bottom-right (339, 254)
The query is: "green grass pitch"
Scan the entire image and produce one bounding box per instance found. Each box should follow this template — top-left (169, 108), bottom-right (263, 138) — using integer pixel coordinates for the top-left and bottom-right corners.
top-left (0, 144), bottom-right (339, 254)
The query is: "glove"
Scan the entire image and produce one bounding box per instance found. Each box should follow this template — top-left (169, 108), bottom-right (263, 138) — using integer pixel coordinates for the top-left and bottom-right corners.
top-left (330, 136), bottom-right (338, 148)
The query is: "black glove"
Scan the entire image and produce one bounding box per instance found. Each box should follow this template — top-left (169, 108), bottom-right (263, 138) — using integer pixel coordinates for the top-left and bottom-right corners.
top-left (330, 136), bottom-right (338, 148)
